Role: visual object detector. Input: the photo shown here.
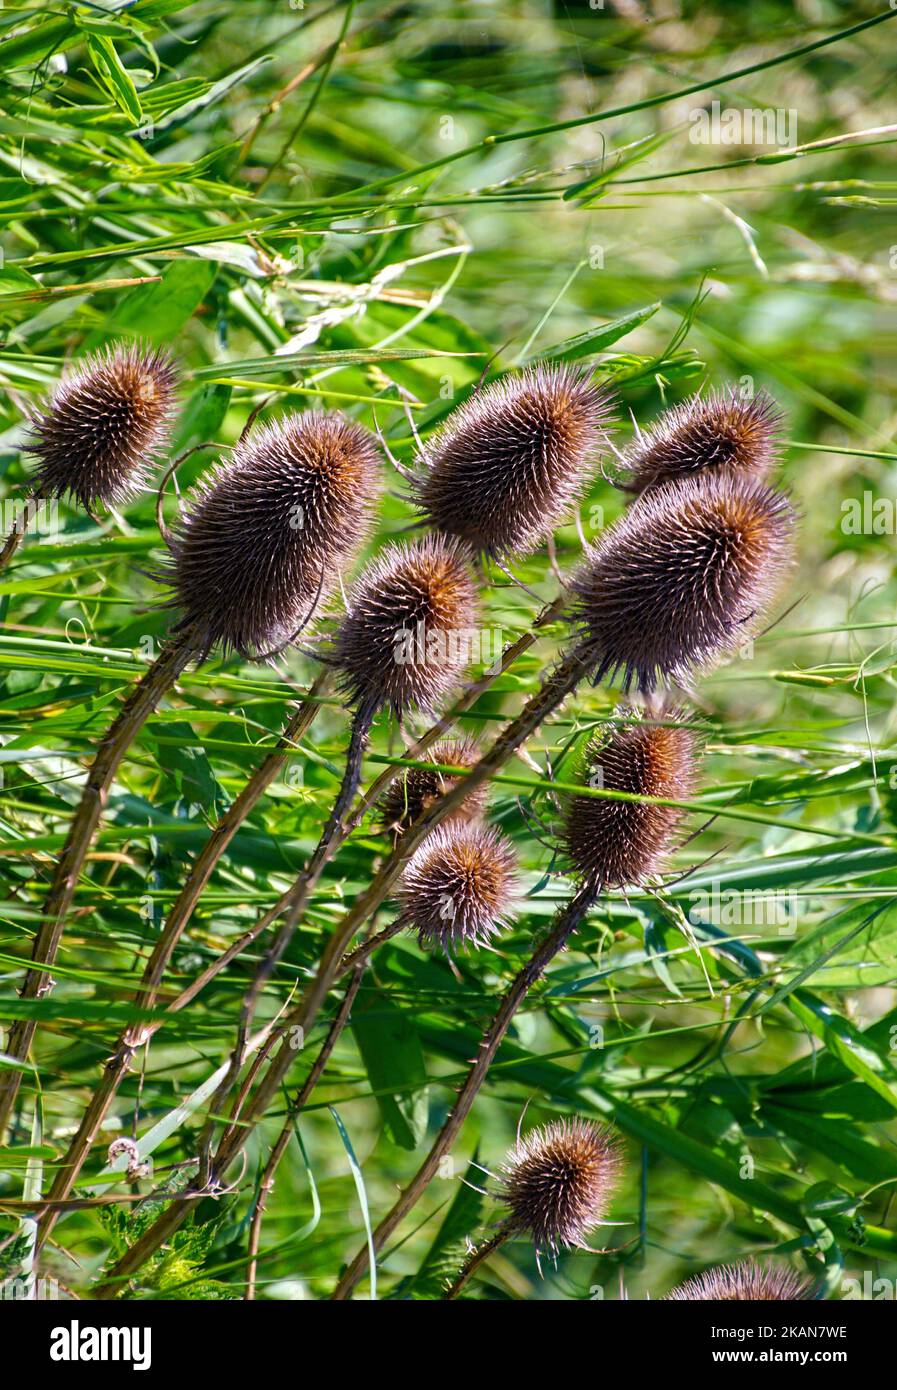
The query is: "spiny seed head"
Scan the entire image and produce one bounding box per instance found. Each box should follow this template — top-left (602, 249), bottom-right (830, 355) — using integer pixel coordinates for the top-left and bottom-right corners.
top-left (571, 472), bottom-right (795, 692)
top-left (415, 365), bottom-right (615, 557)
top-left (620, 388), bottom-right (783, 495)
top-left (168, 412), bottom-right (381, 661)
top-left (26, 343), bottom-right (178, 511)
top-left (396, 822), bottom-right (519, 952)
top-left (379, 736), bottom-right (488, 837)
top-left (563, 706), bottom-right (699, 889)
top-left (666, 1260), bottom-right (814, 1301)
top-left (498, 1119), bottom-right (622, 1254)
top-left (330, 536), bottom-right (478, 715)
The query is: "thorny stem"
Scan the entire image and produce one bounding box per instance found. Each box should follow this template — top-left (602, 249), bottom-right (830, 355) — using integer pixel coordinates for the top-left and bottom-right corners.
top-left (32, 673), bottom-right (329, 1249)
top-left (90, 642), bottom-right (589, 1293)
top-left (442, 1225), bottom-right (513, 1300)
top-left (0, 630), bottom-right (197, 1138)
top-left (331, 878), bottom-right (599, 1299)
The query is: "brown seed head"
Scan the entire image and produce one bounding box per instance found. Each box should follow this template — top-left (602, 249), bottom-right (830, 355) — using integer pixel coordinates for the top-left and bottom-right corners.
top-left (498, 1118), bottom-right (622, 1254)
top-left (666, 1260), bottom-right (814, 1301)
top-left (27, 343), bottom-right (178, 511)
top-left (396, 822), bottom-right (519, 951)
top-left (563, 707), bottom-right (699, 889)
top-left (330, 536), bottom-right (478, 715)
top-left (620, 388), bottom-right (783, 495)
top-left (415, 365), bottom-right (614, 557)
top-left (379, 736), bottom-right (487, 837)
top-left (168, 411), bottom-right (381, 660)
top-left (571, 472), bottom-right (795, 691)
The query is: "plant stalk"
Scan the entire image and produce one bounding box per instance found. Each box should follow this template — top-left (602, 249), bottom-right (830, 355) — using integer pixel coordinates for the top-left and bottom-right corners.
top-left (0, 630), bottom-right (197, 1137)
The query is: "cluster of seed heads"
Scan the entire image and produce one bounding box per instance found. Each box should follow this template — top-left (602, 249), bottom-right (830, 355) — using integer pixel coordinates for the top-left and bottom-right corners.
top-left (572, 471), bottom-right (796, 692)
top-left (168, 412), bottom-right (382, 660)
top-left (666, 1260), bottom-right (814, 1301)
top-left (396, 822), bottom-right (519, 952)
top-left (416, 365), bottom-right (614, 557)
top-left (619, 388), bottom-right (782, 495)
top-left (379, 735), bottom-right (487, 838)
top-left (27, 344), bottom-right (179, 511)
top-left (563, 706), bottom-right (698, 889)
top-left (21, 339), bottom-right (803, 1296)
top-left (497, 1119), bottom-right (622, 1255)
top-left (330, 536), bottom-right (478, 716)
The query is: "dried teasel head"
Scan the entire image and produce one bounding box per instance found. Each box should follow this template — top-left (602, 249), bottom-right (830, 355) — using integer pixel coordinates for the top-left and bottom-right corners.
top-left (168, 411), bottom-right (381, 660)
top-left (330, 536), bottom-right (478, 716)
top-left (415, 365), bottom-right (614, 558)
top-left (396, 822), bottom-right (519, 952)
top-left (26, 343), bottom-right (178, 511)
top-left (562, 706), bottom-right (699, 890)
top-left (620, 388), bottom-right (783, 495)
top-left (379, 735), bottom-right (487, 837)
top-left (571, 472), bottom-right (796, 692)
top-left (498, 1118), bottom-right (622, 1256)
top-left (665, 1260), bottom-right (814, 1301)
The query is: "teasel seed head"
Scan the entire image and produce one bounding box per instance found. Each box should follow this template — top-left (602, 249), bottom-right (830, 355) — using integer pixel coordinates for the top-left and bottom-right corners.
top-left (666, 1260), bottom-right (814, 1301)
top-left (415, 365), bottom-right (615, 558)
top-left (571, 472), bottom-right (796, 692)
top-left (26, 343), bottom-right (178, 511)
top-left (498, 1118), bottom-right (622, 1254)
top-left (396, 822), bottom-right (519, 952)
top-left (620, 388), bottom-right (783, 495)
top-left (168, 412), bottom-right (381, 660)
top-left (379, 735), bottom-right (488, 837)
top-left (562, 706), bottom-right (699, 890)
top-left (330, 536), bottom-right (478, 716)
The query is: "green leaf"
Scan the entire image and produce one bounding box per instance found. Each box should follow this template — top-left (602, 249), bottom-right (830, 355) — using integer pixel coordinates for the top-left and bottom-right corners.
top-left (532, 302), bottom-right (661, 363)
top-left (351, 985), bottom-right (429, 1150)
top-left (84, 33), bottom-right (143, 126)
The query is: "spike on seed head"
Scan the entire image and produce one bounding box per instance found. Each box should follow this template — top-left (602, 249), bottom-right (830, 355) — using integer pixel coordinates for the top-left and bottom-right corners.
top-left (498, 1118), bottom-right (622, 1254)
top-left (330, 536), bottom-right (478, 716)
top-left (167, 411), bottom-right (381, 661)
top-left (571, 472), bottom-right (796, 692)
top-left (563, 705), bottom-right (699, 890)
top-left (665, 1260), bottom-right (814, 1301)
top-left (379, 735), bottom-right (488, 837)
top-left (415, 365), bottom-right (615, 558)
top-left (26, 343), bottom-right (178, 511)
top-left (396, 822), bottom-right (519, 952)
top-left (620, 388), bottom-right (783, 495)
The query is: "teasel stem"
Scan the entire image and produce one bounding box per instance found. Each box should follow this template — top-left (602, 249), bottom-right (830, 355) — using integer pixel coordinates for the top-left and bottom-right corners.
top-left (31, 673), bottom-right (330, 1249)
top-left (245, 945), bottom-right (369, 1301)
top-left (442, 1224), bottom-right (514, 1300)
top-left (331, 877), bottom-right (599, 1299)
top-left (245, 696), bottom-right (380, 1011)
top-left (90, 642), bottom-right (589, 1296)
top-left (0, 496), bottom-right (38, 572)
top-left (0, 628), bottom-right (198, 1138)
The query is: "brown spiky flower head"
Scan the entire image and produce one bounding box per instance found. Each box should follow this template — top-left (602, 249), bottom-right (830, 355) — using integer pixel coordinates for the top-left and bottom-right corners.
top-left (168, 412), bottom-right (381, 660)
top-left (571, 472), bottom-right (795, 692)
top-left (26, 343), bottom-right (178, 511)
top-left (379, 735), bottom-right (488, 838)
top-left (415, 365), bottom-right (614, 557)
top-left (330, 536), bottom-right (478, 717)
top-left (498, 1119), bottom-right (622, 1255)
top-left (666, 1260), bottom-right (814, 1301)
top-left (620, 388), bottom-right (783, 495)
top-left (563, 706), bottom-right (699, 890)
top-left (396, 822), bottom-right (519, 952)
